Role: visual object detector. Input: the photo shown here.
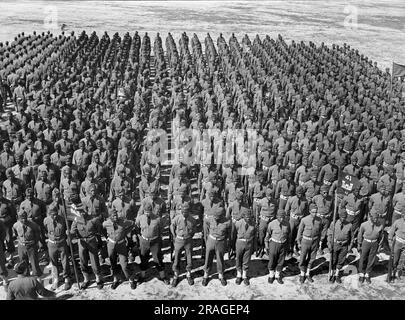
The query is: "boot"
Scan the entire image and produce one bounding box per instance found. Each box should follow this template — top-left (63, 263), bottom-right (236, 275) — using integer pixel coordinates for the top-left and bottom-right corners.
top-left (171, 277), bottom-right (180, 288)
top-left (306, 270), bottom-right (313, 283)
top-left (219, 277), bottom-right (227, 286)
top-left (235, 277), bottom-right (242, 285)
top-left (202, 277), bottom-right (209, 287)
top-left (365, 274), bottom-right (371, 284)
top-left (187, 276), bottom-right (194, 286)
top-left (64, 278), bottom-right (71, 291)
top-left (335, 270), bottom-right (342, 284)
top-left (138, 271), bottom-right (146, 283)
top-left (243, 278), bottom-right (250, 286)
top-left (159, 271), bottom-right (170, 285)
top-left (51, 266), bottom-right (59, 291)
top-left (96, 275), bottom-right (104, 289)
top-left (129, 279), bottom-right (137, 290)
top-left (275, 271), bottom-right (283, 284)
top-left (111, 277), bottom-right (121, 290)
top-left (81, 273), bottom-right (91, 290)
top-left (268, 276), bottom-right (275, 284)
top-left (299, 275), bottom-right (305, 284)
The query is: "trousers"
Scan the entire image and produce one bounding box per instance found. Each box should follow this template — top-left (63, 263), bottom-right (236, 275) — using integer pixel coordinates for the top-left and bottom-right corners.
top-left (268, 241), bottom-right (286, 271)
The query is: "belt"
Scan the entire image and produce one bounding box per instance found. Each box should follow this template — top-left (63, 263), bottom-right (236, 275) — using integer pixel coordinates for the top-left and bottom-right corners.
top-left (176, 235), bottom-right (191, 240)
top-left (346, 209), bottom-right (360, 216)
top-left (303, 235), bottom-right (318, 241)
top-left (262, 165), bottom-right (270, 170)
top-left (19, 240), bottom-right (35, 246)
top-left (334, 239), bottom-right (348, 245)
top-left (271, 238), bottom-right (286, 244)
top-left (253, 198), bottom-right (261, 202)
top-left (288, 162), bottom-right (296, 168)
top-left (280, 195), bottom-right (289, 201)
top-left (260, 215), bottom-right (270, 222)
top-left (237, 238), bottom-right (251, 242)
top-left (141, 235), bottom-right (158, 241)
top-left (323, 180), bottom-right (332, 186)
top-left (108, 238), bottom-right (125, 244)
top-left (396, 236), bottom-right (405, 244)
top-left (204, 214), bottom-right (212, 219)
top-left (232, 217), bottom-right (240, 223)
top-left (363, 238), bottom-right (377, 243)
top-left (290, 213), bottom-right (302, 220)
top-left (47, 238), bottom-right (66, 244)
top-left (382, 162), bottom-right (389, 167)
top-left (209, 234), bottom-right (224, 241)
top-left (394, 210), bottom-right (403, 215)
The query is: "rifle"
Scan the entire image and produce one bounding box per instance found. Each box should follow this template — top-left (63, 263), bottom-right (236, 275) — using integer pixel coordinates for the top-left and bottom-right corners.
top-left (386, 238), bottom-right (396, 283)
top-left (328, 191), bottom-right (338, 280)
top-left (61, 197), bottom-right (81, 290)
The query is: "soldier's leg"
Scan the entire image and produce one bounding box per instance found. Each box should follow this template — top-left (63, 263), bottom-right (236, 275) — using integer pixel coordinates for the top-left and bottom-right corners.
top-left (242, 245), bottom-right (252, 280)
top-left (289, 218), bottom-right (298, 253)
top-left (151, 239), bottom-right (166, 280)
top-left (172, 239), bottom-right (183, 276)
top-left (17, 245), bottom-right (30, 275)
top-left (307, 240), bottom-right (320, 278)
top-left (275, 243), bottom-right (286, 280)
top-left (358, 241), bottom-right (371, 276)
top-left (215, 240), bottom-right (226, 280)
top-left (27, 244), bottom-right (42, 277)
top-left (0, 242), bottom-right (9, 285)
top-left (336, 245), bottom-right (347, 278)
top-left (267, 241), bottom-right (276, 272)
top-left (78, 241), bottom-right (89, 277)
top-left (203, 237), bottom-right (215, 277)
top-left (116, 242), bottom-right (132, 281)
top-left (235, 240), bottom-right (243, 278)
top-left (88, 239), bottom-right (102, 278)
top-left (365, 242), bottom-right (379, 278)
top-left (230, 221), bottom-right (237, 253)
top-left (258, 219), bottom-right (268, 251)
top-left (107, 242), bottom-right (120, 279)
top-left (184, 239), bottom-right (193, 276)
top-left (298, 240), bottom-right (311, 275)
top-left (5, 224), bottom-right (15, 257)
top-left (392, 242), bottom-right (404, 273)
top-left (319, 218), bottom-right (330, 251)
top-left (59, 243), bottom-right (71, 280)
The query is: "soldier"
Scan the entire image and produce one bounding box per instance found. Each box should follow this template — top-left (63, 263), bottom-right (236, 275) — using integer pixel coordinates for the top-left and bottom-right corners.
top-left (70, 203), bottom-right (104, 290)
top-left (388, 209), bottom-right (405, 282)
top-left (303, 170), bottom-right (320, 204)
top-left (357, 209), bottom-right (383, 284)
top-left (392, 187), bottom-right (405, 224)
top-left (318, 155), bottom-right (338, 188)
top-left (12, 209), bottom-right (42, 277)
top-left (202, 207), bottom-right (231, 286)
top-left (6, 261), bottom-right (55, 300)
top-left (2, 168), bottom-right (24, 211)
top-left (275, 169), bottom-right (295, 210)
top-left (394, 152), bottom-right (405, 193)
top-left (377, 165), bottom-right (396, 196)
top-left (139, 164), bottom-right (160, 202)
top-left (234, 207), bottom-right (256, 285)
top-left (0, 189), bottom-right (16, 268)
top-left (285, 185), bottom-right (308, 256)
top-left (20, 188), bottom-right (47, 256)
top-left (108, 165), bottom-right (132, 203)
top-left (249, 171), bottom-right (266, 216)
top-left (327, 208), bottom-right (352, 283)
top-left (201, 189), bottom-right (224, 256)
top-left (340, 185), bottom-right (364, 248)
top-left (103, 208), bottom-right (137, 289)
top-left (226, 190), bottom-right (248, 259)
top-left (265, 209), bottom-right (290, 284)
top-left (312, 185), bottom-right (333, 254)
top-left (297, 203), bottom-right (323, 283)
top-left (111, 188), bottom-right (137, 220)
top-left (135, 203), bottom-right (169, 284)
top-left (0, 219), bottom-right (9, 289)
top-left (170, 201), bottom-right (197, 287)
top-left (138, 185), bottom-right (166, 218)
top-left (43, 206), bottom-right (72, 290)
top-left (59, 166), bottom-right (81, 206)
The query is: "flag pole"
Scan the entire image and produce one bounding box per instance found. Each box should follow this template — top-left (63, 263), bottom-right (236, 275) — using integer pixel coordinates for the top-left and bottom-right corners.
top-left (328, 190), bottom-right (338, 280)
top-left (61, 198), bottom-right (81, 290)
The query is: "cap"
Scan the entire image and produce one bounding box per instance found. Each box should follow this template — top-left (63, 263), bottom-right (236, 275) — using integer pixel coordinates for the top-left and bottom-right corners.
top-left (277, 209), bottom-right (285, 218)
top-left (338, 208), bottom-right (348, 219)
top-left (14, 261), bottom-right (28, 274)
top-left (144, 203), bottom-right (153, 213)
top-left (296, 185), bottom-right (304, 194)
top-left (320, 185), bottom-right (329, 193)
top-left (241, 207), bottom-right (252, 219)
top-left (89, 183), bottom-right (97, 191)
top-left (214, 207), bottom-right (225, 218)
top-left (18, 209), bottom-right (28, 218)
top-left (117, 164), bottom-right (125, 173)
top-left (181, 202), bottom-right (191, 212)
top-left (309, 203), bottom-right (317, 212)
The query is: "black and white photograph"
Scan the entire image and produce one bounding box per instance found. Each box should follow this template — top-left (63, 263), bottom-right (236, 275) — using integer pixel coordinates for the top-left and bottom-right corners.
top-left (0, 0), bottom-right (404, 303)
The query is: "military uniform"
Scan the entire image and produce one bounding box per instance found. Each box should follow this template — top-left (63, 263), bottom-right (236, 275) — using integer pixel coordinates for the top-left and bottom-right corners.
top-left (297, 204), bottom-right (323, 282)
top-left (202, 208), bottom-right (231, 286)
top-left (13, 216), bottom-right (42, 277)
top-left (70, 211), bottom-right (103, 288)
top-left (388, 215), bottom-right (405, 280)
top-left (103, 214), bottom-right (136, 287)
top-left (43, 212), bottom-right (71, 288)
top-left (234, 209), bottom-right (256, 285)
top-left (327, 210), bottom-right (352, 283)
top-left (265, 210), bottom-right (290, 284)
top-left (357, 212), bottom-right (383, 283)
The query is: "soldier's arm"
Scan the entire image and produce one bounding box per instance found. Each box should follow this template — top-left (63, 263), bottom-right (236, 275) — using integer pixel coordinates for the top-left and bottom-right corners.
top-left (70, 219), bottom-right (78, 237)
top-left (285, 198), bottom-right (292, 216)
top-left (318, 167), bottom-right (325, 184)
top-left (357, 224), bottom-right (365, 246)
top-left (388, 222), bottom-right (397, 242)
top-left (170, 217), bottom-right (176, 239)
top-left (275, 181), bottom-right (281, 199)
top-left (296, 219), bottom-right (304, 243)
top-left (225, 206), bottom-right (232, 220)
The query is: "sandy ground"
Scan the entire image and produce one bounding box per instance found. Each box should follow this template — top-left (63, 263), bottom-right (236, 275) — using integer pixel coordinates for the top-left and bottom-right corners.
top-left (1, 248), bottom-right (404, 300)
